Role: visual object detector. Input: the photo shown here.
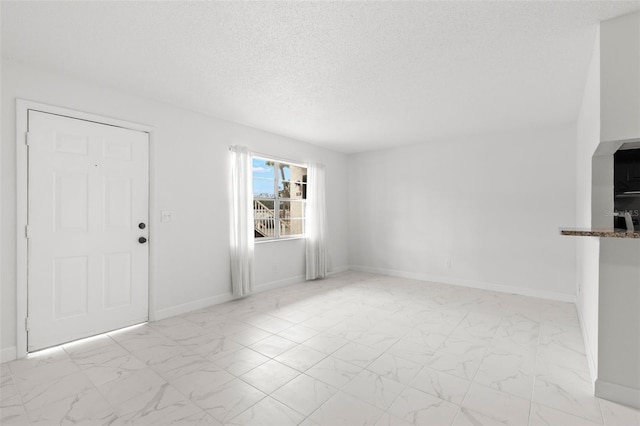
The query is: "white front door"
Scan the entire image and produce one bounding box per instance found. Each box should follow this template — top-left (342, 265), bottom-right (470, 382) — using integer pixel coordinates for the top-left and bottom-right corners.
top-left (27, 110), bottom-right (149, 352)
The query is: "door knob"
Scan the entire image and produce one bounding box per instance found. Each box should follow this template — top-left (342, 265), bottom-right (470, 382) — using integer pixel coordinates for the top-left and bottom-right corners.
top-left (138, 237), bottom-right (147, 244)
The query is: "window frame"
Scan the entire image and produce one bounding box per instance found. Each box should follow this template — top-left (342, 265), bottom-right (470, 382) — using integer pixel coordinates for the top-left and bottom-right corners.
top-left (252, 155), bottom-right (308, 242)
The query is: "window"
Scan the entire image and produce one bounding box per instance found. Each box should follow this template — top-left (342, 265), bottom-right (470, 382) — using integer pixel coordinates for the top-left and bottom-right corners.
top-left (252, 157), bottom-right (307, 240)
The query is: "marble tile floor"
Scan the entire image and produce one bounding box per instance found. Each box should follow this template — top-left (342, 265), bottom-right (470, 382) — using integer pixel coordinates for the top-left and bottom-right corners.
top-left (1, 271), bottom-right (639, 425)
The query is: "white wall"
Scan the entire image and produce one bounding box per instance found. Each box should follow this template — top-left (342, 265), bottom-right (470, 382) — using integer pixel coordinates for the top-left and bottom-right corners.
top-left (600, 12), bottom-right (640, 143)
top-left (597, 238), bottom-right (640, 407)
top-left (595, 11), bottom-right (640, 408)
top-left (1, 59), bottom-right (350, 360)
top-left (348, 125), bottom-right (577, 300)
top-left (575, 30), bottom-right (600, 380)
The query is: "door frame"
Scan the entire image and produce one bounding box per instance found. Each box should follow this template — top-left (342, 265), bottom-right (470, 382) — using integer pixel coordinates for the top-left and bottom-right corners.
top-left (16, 99), bottom-right (156, 358)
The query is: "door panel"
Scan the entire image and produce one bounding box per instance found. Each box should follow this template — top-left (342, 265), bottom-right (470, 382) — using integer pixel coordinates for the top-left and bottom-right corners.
top-left (54, 256), bottom-right (88, 318)
top-left (105, 177), bottom-right (132, 229)
top-left (103, 252), bottom-right (132, 309)
top-left (27, 110), bottom-right (149, 352)
top-left (56, 173), bottom-right (89, 230)
top-left (55, 132), bottom-right (88, 155)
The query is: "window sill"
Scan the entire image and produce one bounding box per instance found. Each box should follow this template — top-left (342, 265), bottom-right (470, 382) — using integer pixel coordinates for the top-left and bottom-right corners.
top-left (254, 236), bottom-right (306, 244)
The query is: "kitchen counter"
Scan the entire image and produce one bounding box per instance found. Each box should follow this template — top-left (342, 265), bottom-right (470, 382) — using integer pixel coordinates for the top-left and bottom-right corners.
top-left (560, 228), bottom-right (640, 238)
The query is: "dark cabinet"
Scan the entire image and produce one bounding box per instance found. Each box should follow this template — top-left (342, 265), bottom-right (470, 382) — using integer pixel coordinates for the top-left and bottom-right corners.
top-left (614, 148), bottom-right (640, 230)
top-left (614, 148), bottom-right (640, 195)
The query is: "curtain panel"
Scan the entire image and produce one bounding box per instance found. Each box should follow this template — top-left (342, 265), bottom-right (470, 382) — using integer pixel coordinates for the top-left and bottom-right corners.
top-left (306, 162), bottom-right (328, 280)
top-left (229, 145), bottom-right (254, 297)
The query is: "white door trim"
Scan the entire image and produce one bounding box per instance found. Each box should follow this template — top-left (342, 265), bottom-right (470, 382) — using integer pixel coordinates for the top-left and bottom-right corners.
top-left (16, 99), bottom-right (156, 358)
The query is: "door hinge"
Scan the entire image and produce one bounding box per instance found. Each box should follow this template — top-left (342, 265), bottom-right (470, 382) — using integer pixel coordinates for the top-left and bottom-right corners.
top-left (25, 132), bottom-right (31, 146)
top-left (25, 317), bottom-right (31, 331)
top-left (25, 225), bottom-right (31, 239)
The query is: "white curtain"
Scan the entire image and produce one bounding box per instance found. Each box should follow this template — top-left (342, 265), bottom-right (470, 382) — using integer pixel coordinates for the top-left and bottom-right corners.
top-left (229, 145), bottom-right (254, 297)
top-left (306, 162), bottom-right (328, 280)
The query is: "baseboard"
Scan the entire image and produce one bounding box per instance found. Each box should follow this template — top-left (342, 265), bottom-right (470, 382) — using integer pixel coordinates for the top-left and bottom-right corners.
top-left (254, 275), bottom-right (306, 294)
top-left (1, 346), bottom-right (17, 363)
top-left (576, 301), bottom-right (598, 384)
top-left (251, 265), bottom-right (350, 293)
top-left (154, 293), bottom-right (236, 321)
top-left (154, 273), bottom-right (315, 321)
top-left (595, 379), bottom-right (640, 409)
top-left (349, 265), bottom-right (576, 303)
top-left (329, 265), bottom-right (350, 275)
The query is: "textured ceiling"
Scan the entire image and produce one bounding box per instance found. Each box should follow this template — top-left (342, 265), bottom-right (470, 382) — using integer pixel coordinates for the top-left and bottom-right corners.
top-left (2, 1), bottom-right (639, 153)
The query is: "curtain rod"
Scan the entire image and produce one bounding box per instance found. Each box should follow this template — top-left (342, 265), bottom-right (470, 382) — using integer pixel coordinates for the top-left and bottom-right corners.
top-left (228, 146), bottom-right (308, 168)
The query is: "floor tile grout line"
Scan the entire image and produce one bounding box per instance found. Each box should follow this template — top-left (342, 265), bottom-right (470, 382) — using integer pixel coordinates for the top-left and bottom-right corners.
top-left (5, 273), bottom-right (635, 425)
top-left (220, 336), bottom-right (327, 424)
top-left (74, 328), bottom-right (229, 422)
top-left (290, 346), bottom-right (386, 424)
top-left (375, 309), bottom-right (466, 424)
top-left (597, 397), bottom-right (608, 426)
top-left (3, 360), bottom-right (29, 410)
top-left (533, 313), bottom-right (608, 425)
top-left (529, 301), bottom-right (544, 426)
top-left (222, 336), bottom-right (341, 425)
top-left (2, 364), bottom-right (33, 426)
top-left (449, 308), bottom-right (503, 425)
top-left (37, 348), bottom-right (116, 423)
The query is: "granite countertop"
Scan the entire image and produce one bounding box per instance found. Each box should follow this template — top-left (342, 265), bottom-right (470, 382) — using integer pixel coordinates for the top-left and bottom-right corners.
top-left (560, 228), bottom-right (640, 238)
